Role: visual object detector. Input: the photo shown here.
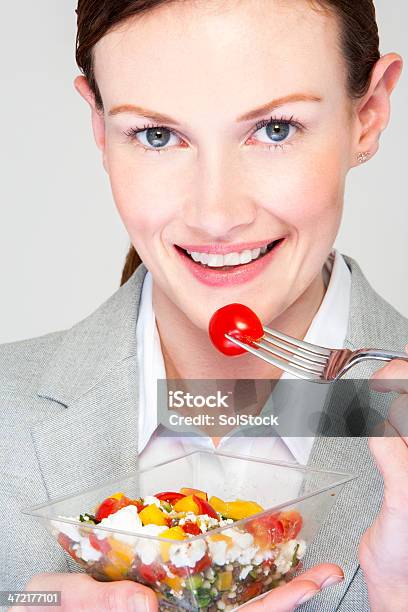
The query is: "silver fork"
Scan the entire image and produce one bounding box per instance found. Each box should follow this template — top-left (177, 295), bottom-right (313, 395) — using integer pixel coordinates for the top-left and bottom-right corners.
top-left (225, 327), bottom-right (408, 383)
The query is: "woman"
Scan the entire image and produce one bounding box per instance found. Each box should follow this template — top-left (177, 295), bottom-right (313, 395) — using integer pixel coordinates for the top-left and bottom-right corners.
top-left (2, 0), bottom-right (408, 610)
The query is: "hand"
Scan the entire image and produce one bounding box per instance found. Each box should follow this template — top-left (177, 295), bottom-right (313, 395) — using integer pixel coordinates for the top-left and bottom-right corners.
top-left (240, 563), bottom-right (344, 611)
top-left (9, 572), bottom-right (158, 612)
top-left (359, 353), bottom-right (408, 611)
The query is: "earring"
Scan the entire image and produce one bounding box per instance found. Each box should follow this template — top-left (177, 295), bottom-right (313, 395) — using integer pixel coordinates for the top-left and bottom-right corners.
top-left (357, 151), bottom-right (370, 164)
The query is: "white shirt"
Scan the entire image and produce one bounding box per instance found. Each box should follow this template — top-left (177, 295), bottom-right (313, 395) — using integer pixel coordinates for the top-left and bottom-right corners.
top-left (136, 250), bottom-right (351, 477)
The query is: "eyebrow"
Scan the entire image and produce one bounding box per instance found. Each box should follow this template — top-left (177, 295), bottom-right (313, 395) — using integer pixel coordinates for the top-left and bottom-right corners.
top-left (108, 93), bottom-right (322, 124)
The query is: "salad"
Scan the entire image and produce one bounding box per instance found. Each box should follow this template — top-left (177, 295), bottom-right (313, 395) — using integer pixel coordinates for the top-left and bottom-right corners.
top-left (54, 487), bottom-right (306, 611)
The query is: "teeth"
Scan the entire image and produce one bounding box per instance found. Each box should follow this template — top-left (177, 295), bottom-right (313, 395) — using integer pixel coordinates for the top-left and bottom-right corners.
top-left (224, 252), bottom-right (240, 266)
top-left (239, 249), bottom-right (252, 264)
top-left (186, 243), bottom-right (273, 268)
top-left (207, 254), bottom-right (224, 267)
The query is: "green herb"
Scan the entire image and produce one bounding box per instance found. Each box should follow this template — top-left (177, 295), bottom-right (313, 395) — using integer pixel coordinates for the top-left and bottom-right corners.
top-left (195, 588), bottom-right (213, 607)
top-left (185, 574), bottom-right (204, 591)
top-left (291, 543), bottom-right (300, 567)
top-left (249, 569), bottom-right (258, 580)
top-left (79, 513), bottom-right (99, 524)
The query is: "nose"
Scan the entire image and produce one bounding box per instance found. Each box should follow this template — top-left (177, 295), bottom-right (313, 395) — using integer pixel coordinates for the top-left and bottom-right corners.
top-left (183, 147), bottom-right (257, 237)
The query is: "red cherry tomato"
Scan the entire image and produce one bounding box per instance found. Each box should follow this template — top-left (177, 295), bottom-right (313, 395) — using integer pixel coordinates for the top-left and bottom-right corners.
top-left (209, 303), bottom-right (264, 356)
top-left (181, 521), bottom-right (202, 536)
top-left (138, 562), bottom-right (167, 583)
top-left (242, 581), bottom-right (263, 602)
top-left (95, 495), bottom-right (131, 521)
top-left (193, 495), bottom-right (219, 520)
top-left (247, 512), bottom-right (285, 547)
top-left (154, 492), bottom-right (186, 505)
top-left (169, 553), bottom-right (212, 577)
top-left (126, 499), bottom-right (145, 512)
top-left (278, 510), bottom-right (303, 540)
top-left (57, 533), bottom-right (80, 562)
top-left (88, 532), bottom-right (111, 553)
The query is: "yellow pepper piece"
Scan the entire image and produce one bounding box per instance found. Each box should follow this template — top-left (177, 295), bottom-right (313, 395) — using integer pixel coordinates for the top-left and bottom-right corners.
top-left (209, 496), bottom-right (263, 520)
top-left (180, 487), bottom-right (207, 500)
top-left (224, 500), bottom-right (264, 520)
top-left (173, 494), bottom-right (200, 514)
top-left (109, 492), bottom-right (126, 500)
top-left (163, 575), bottom-right (184, 593)
top-left (208, 533), bottom-right (233, 547)
top-left (106, 537), bottom-right (134, 572)
top-left (159, 526), bottom-right (187, 562)
top-left (139, 503), bottom-right (168, 526)
top-left (208, 496), bottom-right (227, 515)
top-left (103, 562), bottom-right (127, 580)
top-left (216, 571), bottom-right (233, 591)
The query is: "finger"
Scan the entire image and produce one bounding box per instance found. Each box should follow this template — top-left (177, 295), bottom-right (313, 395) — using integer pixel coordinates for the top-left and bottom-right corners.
top-left (369, 435), bottom-right (408, 508)
top-left (241, 564), bottom-right (344, 612)
top-left (26, 573), bottom-right (157, 612)
top-left (290, 563), bottom-right (344, 587)
top-left (370, 357), bottom-right (408, 394)
top-left (388, 394), bottom-right (408, 443)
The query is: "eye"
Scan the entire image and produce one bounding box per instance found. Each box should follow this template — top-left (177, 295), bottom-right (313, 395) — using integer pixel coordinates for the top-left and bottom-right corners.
top-left (250, 118), bottom-right (298, 147)
top-left (124, 124), bottom-right (182, 151)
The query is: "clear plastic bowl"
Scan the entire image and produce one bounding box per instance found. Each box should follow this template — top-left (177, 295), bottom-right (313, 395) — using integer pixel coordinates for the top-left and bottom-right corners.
top-left (22, 451), bottom-right (355, 611)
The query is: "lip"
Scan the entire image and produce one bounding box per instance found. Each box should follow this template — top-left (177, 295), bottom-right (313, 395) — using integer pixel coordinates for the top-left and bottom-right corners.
top-left (175, 238), bottom-right (286, 287)
top-left (176, 240), bottom-right (277, 255)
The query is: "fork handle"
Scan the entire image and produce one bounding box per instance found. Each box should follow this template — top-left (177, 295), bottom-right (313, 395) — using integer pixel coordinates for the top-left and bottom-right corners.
top-left (356, 349), bottom-right (408, 363)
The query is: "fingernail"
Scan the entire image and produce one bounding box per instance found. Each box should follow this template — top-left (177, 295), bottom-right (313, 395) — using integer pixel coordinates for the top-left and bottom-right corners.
top-left (127, 593), bottom-right (148, 612)
top-left (320, 574), bottom-right (344, 589)
top-left (296, 589), bottom-right (320, 605)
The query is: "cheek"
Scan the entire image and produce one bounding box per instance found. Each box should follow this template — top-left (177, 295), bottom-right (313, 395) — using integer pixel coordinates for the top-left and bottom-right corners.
top-left (106, 150), bottom-right (182, 243)
top-left (254, 145), bottom-right (345, 236)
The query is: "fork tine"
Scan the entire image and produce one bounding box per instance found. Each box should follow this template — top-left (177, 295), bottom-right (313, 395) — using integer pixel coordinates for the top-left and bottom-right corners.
top-left (255, 338), bottom-right (326, 373)
top-left (224, 334), bottom-right (320, 380)
top-left (263, 326), bottom-right (331, 357)
top-left (261, 332), bottom-right (328, 365)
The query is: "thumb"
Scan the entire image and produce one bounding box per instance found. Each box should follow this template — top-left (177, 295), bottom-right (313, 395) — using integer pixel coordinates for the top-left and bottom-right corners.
top-left (78, 575), bottom-right (158, 611)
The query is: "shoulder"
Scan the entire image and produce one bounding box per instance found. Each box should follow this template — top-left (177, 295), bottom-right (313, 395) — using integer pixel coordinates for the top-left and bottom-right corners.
top-left (0, 330), bottom-right (66, 432)
top-left (344, 254), bottom-right (408, 349)
top-left (0, 329), bottom-right (66, 406)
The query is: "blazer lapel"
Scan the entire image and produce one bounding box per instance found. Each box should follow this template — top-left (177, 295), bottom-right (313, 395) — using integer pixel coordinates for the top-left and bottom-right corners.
top-left (31, 263), bottom-right (149, 502)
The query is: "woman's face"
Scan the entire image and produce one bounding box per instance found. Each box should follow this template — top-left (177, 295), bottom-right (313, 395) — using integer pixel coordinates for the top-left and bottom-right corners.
top-left (90, 0), bottom-right (357, 330)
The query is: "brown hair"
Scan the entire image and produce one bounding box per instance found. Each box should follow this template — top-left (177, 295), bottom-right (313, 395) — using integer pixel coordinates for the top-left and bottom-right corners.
top-left (75, 0), bottom-right (380, 286)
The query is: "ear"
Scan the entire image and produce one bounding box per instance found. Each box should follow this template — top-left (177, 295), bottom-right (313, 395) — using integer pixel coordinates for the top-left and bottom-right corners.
top-left (352, 53), bottom-right (403, 166)
top-left (74, 75), bottom-right (109, 173)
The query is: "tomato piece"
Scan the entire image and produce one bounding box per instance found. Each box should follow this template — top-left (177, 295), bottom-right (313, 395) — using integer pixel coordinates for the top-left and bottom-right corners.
top-left (138, 562), bottom-right (167, 583)
top-left (242, 581), bottom-right (263, 602)
top-left (247, 513), bottom-right (285, 548)
top-left (209, 304), bottom-right (264, 356)
top-left (89, 532), bottom-right (111, 553)
top-left (279, 510), bottom-right (303, 540)
top-left (154, 492), bottom-right (186, 505)
top-left (180, 487), bottom-right (208, 500)
top-left (181, 521), bottom-right (201, 536)
top-left (57, 533), bottom-right (80, 562)
top-left (194, 495), bottom-right (219, 520)
top-left (95, 495), bottom-right (131, 521)
top-left (126, 499), bottom-right (145, 512)
top-left (169, 553), bottom-right (212, 577)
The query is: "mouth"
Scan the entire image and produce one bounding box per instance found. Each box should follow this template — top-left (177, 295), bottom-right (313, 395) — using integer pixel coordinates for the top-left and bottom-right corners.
top-left (174, 237), bottom-right (286, 286)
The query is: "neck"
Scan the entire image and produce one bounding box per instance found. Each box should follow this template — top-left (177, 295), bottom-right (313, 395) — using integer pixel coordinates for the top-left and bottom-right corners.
top-left (152, 271), bottom-right (326, 382)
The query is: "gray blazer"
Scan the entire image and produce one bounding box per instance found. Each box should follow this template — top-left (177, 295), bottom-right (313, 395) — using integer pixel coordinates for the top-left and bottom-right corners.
top-left (1, 256), bottom-right (408, 611)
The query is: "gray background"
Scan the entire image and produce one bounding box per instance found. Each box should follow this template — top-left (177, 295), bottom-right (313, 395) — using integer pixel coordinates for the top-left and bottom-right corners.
top-left (0, 1), bottom-right (407, 344)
